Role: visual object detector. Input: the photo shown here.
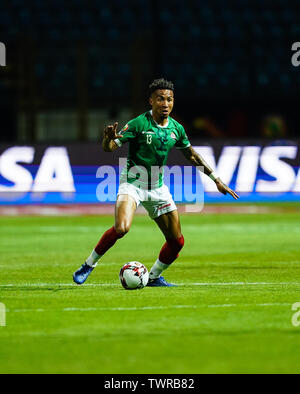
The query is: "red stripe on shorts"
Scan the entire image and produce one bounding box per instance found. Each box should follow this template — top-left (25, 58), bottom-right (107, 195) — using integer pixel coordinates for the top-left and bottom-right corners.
top-left (158, 203), bottom-right (171, 210)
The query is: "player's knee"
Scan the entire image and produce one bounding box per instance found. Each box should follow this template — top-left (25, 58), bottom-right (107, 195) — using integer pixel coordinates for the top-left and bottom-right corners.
top-left (168, 234), bottom-right (184, 252)
top-left (114, 223), bottom-right (130, 237)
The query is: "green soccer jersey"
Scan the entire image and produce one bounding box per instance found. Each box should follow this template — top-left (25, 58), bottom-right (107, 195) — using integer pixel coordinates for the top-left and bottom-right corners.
top-left (114, 110), bottom-right (191, 189)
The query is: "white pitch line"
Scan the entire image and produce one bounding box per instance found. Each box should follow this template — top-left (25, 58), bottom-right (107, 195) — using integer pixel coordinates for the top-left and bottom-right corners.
top-left (186, 282), bottom-right (296, 286)
top-left (5, 303), bottom-right (292, 313)
top-left (0, 283), bottom-right (119, 287)
top-left (0, 282), bottom-right (298, 288)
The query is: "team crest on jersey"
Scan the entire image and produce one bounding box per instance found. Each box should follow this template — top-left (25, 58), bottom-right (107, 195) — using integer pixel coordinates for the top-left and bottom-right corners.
top-left (170, 132), bottom-right (177, 140)
top-left (122, 124), bottom-right (129, 133)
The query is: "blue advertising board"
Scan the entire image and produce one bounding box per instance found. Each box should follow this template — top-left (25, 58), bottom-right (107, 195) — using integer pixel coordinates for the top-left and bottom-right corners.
top-left (0, 143), bottom-right (299, 205)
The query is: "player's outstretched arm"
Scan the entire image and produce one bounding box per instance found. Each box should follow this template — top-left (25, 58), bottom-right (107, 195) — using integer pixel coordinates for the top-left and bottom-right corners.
top-left (102, 122), bottom-right (123, 152)
top-left (214, 178), bottom-right (240, 200)
top-left (181, 146), bottom-right (240, 200)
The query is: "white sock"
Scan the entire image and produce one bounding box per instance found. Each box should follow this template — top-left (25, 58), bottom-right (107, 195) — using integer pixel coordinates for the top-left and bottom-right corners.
top-left (86, 250), bottom-right (102, 267)
top-left (149, 259), bottom-right (170, 280)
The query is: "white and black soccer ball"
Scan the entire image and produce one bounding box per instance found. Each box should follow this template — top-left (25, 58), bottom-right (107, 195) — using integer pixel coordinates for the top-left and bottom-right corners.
top-left (119, 262), bottom-right (149, 290)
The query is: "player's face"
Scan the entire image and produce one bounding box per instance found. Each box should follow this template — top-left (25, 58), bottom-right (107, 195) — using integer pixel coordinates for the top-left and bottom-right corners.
top-left (149, 89), bottom-right (174, 118)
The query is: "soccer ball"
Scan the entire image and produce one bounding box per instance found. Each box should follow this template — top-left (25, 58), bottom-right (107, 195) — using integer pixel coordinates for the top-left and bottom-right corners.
top-left (119, 262), bottom-right (149, 290)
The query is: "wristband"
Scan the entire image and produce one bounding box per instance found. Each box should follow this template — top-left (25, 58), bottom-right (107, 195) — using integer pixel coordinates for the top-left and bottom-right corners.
top-left (209, 171), bottom-right (218, 181)
top-left (114, 138), bottom-right (122, 147)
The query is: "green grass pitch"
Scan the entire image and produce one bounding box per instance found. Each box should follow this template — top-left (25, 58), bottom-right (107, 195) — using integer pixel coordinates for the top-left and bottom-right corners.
top-left (0, 208), bottom-right (300, 374)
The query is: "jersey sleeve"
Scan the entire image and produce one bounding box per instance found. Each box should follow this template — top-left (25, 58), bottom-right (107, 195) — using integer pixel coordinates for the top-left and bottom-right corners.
top-left (114, 119), bottom-right (138, 147)
top-left (175, 125), bottom-right (191, 150)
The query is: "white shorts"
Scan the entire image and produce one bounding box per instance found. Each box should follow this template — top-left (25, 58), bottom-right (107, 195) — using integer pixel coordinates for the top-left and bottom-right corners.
top-left (117, 182), bottom-right (177, 219)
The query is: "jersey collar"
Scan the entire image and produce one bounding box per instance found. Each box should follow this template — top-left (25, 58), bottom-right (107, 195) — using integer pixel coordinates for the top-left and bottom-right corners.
top-left (150, 110), bottom-right (169, 128)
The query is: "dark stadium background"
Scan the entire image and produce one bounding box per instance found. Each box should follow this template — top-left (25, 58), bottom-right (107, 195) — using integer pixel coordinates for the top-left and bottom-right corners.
top-left (0, 0), bottom-right (299, 206)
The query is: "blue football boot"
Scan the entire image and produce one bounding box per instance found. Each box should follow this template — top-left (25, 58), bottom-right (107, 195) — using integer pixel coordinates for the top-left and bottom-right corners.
top-left (73, 262), bottom-right (95, 285)
top-left (147, 276), bottom-right (177, 287)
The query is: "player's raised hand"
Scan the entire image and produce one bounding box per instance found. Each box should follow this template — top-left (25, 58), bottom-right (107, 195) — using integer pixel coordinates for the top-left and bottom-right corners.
top-left (215, 179), bottom-right (240, 200)
top-left (103, 122), bottom-right (123, 141)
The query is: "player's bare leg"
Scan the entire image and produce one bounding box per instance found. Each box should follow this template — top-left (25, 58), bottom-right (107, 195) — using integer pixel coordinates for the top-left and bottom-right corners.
top-left (114, 194), bottom-right (137, 237)
top-left (73, 195), bottom-right (136, 285)
top-left (148, 210), bottom-right (185, 286)
top-left (154, 209), bottom-right (182, 239)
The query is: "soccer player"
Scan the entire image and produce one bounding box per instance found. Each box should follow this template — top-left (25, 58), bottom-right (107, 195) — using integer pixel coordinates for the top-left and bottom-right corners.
top-left (73, 78), bottom-right (239, 286)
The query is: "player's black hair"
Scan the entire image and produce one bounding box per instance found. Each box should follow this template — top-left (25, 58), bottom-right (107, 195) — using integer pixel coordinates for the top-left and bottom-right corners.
top-left (149, 78), bottom-right (175, 95)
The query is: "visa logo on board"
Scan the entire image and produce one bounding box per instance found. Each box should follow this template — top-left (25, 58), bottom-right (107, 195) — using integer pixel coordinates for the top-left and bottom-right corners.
top-left (0, 147), bottom-right (75, 197)
top-left (194, 145), bottom-right (300, 193)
